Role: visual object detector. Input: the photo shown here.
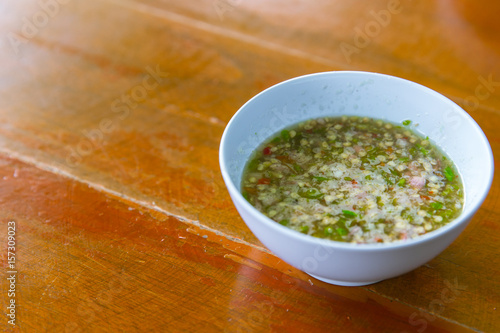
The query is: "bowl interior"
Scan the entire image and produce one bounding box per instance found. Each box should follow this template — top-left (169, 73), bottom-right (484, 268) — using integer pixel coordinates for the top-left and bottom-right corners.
top-left (221, 71), bottom-right (494, 227)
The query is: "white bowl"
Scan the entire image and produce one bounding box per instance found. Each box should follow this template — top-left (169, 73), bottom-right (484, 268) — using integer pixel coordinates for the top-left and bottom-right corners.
top-left (219, 71), bottom-right (494, 286)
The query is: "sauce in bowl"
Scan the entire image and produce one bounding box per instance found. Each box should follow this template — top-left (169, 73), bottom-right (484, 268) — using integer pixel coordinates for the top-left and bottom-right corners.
top-left (241, 116), bottom-right (464, 244)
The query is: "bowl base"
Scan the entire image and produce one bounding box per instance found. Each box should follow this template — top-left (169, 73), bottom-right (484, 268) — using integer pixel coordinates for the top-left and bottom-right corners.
top-left (307, 273), bottom-right (381, 286)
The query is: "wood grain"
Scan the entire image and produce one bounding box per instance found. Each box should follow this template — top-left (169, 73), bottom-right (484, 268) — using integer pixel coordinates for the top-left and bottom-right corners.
top-left (0, 0), bottom-right (499, 331)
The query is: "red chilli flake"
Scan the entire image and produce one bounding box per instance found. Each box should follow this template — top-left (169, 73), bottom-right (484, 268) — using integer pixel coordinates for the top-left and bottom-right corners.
top-left (257, 178), bottom-right (271, 185)
top-left (276, 155), bottom-right (292, 163)
top-left (263, 147), bottom-right (271, 155)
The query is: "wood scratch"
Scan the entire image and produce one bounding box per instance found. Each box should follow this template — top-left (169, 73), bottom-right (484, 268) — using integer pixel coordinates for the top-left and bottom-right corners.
top-left (71, 270), bottom-right (83, 286)
top-left (39, 274), bottom-right (60, 304)
top-left (224, 253), bottom-right (262, 271)
top-left (84, 255), bottom-right (108, 270)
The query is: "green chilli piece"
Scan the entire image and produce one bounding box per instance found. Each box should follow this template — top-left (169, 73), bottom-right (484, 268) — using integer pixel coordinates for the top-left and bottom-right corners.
top-left (298, 187), bottom-right (323, 199)
top-left (313, 176), bottom-right (329, 182)
top-left (444, 166), bottom-right (455, 182)
top-left (416, 144), bottom-right (428, 156)
top-left (402, 120), bottom-right (412, 126)
top-left (271, 136), bottom-right (281, 144)
top-left (336, 227), bottom-right (348, 236)
top-left (430, 202), bottom-right (443, 210)
top-left (281, 129), bottom-right (291, 141)
top-left (279, 219), bottom-right (289, 226)
top-left (342, 210), bottom-right (357, 218)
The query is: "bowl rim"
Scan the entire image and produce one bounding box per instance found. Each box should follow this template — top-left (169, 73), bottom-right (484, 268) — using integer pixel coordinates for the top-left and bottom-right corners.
top-left (219, 70), bottom-right (495, 251)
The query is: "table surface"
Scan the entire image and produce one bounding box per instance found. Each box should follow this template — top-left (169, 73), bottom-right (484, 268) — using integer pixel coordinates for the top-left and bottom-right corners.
top-left (1, 1), bottom-right (499, 332)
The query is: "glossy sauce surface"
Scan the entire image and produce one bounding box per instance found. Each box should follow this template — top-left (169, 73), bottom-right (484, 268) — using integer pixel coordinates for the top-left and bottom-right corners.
top-left (242, 116), bottom-right (463, 243)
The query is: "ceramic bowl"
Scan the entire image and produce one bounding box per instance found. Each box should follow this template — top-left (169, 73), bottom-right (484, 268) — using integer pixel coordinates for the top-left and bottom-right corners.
top-left (219, 71), bottom-right (494, 286)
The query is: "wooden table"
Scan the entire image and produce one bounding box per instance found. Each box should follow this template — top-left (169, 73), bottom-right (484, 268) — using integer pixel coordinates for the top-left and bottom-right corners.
top-left (1, 1), bottom-right (498, 332)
